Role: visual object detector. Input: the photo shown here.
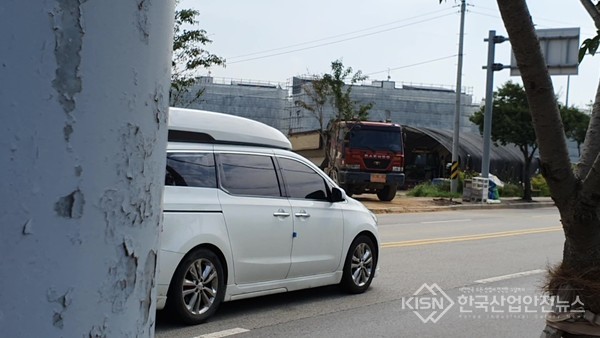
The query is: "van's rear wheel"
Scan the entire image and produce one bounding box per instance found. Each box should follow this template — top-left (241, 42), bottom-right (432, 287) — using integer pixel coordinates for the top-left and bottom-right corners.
top-left (377, 184), bottom-right (397, 201)
top-left (167, 248), bottom-right (225, 325)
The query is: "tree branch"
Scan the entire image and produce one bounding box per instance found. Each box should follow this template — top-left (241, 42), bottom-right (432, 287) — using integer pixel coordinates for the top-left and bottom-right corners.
top-left (528, 144), bottom-right (538, 163)
top-left (581, 151), bottom-right (600, 206)
top-left (577, 79), bottom-right (600, 180)
top-left (580, 0), bottom-right (600, 30)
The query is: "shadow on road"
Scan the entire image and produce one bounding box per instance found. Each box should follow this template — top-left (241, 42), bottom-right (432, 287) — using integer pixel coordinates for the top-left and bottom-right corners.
top-left (156, 284), bottom-right (344, 328)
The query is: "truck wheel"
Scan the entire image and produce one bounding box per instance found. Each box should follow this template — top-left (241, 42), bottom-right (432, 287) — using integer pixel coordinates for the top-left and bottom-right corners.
top-left (377, 184), bottom-right (397, 201)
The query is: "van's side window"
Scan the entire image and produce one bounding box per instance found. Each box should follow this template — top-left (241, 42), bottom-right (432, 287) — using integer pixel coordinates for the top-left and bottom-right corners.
top-left (219, 154), bottom-right (281, 197)
top-left (278, 158), bottom-right (329, 201)
top-left (165, 153), bottom-right (216, 188)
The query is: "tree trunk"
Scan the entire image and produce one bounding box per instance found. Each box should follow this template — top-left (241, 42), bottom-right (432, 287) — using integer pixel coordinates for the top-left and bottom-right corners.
top-left (0, 1), bottom-right (174, 337)
top-left (523, 154), bottom-right (533, 201)
top-left (497, 1), bottom-right (600, 337)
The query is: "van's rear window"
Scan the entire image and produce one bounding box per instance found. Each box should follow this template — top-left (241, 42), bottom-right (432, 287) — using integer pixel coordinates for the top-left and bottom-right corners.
top-left (165, 153), bottom-right (216, 188)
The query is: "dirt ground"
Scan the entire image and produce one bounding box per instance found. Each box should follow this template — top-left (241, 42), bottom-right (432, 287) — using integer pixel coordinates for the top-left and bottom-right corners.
top-left (353, 195), bottom-right (459, 213)
top-left (353, 193), bottom-right (554, 214)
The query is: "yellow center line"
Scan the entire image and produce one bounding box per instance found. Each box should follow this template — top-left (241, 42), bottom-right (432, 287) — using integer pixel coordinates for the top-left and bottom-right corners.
top-left (381, 226), bottom-right (562, 248)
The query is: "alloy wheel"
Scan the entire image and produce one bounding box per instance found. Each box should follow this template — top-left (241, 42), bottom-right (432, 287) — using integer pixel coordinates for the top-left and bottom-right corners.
top-left (182, 258), bottom-right (219, 315)
top-left (350, 243), bottom-right (373, 287)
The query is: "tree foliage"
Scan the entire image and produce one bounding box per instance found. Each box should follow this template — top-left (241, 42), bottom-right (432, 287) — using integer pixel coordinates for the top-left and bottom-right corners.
top-left (560, 105), bottom-right (590, 155)
top-left (470, 81), bottom-right (537, 200)
top-left (171, 8), bottom-right (225, 107)
top-left (578, 0), bottom-right (600, 62)
top-left (471, 82), bottom-right (591, 201)
top-left (323, 60), bottom-right (372, 121)
top-left (579, 33), bottom-right (600, 62)
top-left (294, 77), bottom-right (330, 134)
top-left (295, 59), bottom-right (372, 129)
top-left (294, 60), bottom-right (373, 169)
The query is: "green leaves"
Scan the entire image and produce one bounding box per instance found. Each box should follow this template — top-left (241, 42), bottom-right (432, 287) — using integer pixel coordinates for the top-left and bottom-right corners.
top-left (560, 105), bottom-right (590, 154)
top-left (294, 59), bottom-right (373, 128)
top-left (325, 59), bottom-right (371, 121)
top-left (579, 31), bottom-right (600, 63)
top-left (171, 8), bottom-right (225, 107)
top-left (470, 81), bottom-right (535, 148)
top-left (471, 81), bottom-right (590, 157)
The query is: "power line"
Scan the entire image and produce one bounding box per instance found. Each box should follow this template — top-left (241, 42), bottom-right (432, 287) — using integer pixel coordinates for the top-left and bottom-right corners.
top-left (468, 10), bottom-right (501, 21)
top-left (469, 10), bottom-right (596, 36)
top-left (227, 8), bottom-right (455, 60)
top-left (228, 13), bottom-right (456, 65)
top-left (365, 54), bottom-right (458, 76)
top-left (475, 4), bottom-right (584, 27)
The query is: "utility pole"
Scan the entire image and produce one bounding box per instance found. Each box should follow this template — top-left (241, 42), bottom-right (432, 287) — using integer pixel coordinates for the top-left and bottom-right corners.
top-left (481, 31), bottom-right (509, 179)
top-left (566, 75), bottom-right (571, 107)
top-left (451, 0), bottom-right (466, 194)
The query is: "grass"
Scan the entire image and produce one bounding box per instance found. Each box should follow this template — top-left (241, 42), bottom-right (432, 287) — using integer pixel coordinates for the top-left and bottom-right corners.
top-left (407, 173), bottom-right (551, 199)
top-left (407, 182), bottom-right (461, 199)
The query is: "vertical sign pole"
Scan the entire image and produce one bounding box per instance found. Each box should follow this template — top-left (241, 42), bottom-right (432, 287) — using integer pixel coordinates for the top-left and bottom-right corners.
top-left (481, 30), bottom-right (497, 180)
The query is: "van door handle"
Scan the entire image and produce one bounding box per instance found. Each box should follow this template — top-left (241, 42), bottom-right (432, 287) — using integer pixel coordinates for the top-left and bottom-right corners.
top-left (273, 209), bottom-right (290, 217)
top-left (294, 210), bottom-right (310, 218)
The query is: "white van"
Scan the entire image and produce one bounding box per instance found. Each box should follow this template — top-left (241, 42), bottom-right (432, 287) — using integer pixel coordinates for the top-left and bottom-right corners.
top-left (157, 108), bottom-right (380, 324)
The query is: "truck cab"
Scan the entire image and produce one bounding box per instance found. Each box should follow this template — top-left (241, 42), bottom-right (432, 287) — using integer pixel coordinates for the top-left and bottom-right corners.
top-left (328, 120), bottom-right (405, 201)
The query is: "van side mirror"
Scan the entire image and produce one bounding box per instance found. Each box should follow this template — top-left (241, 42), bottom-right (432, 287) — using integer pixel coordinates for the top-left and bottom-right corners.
top-left (330, 187), bottom-right (345, 202)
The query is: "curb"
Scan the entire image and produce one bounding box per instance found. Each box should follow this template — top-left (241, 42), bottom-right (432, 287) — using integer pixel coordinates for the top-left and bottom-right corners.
top-left (366, 200), bottom-right (556, 214)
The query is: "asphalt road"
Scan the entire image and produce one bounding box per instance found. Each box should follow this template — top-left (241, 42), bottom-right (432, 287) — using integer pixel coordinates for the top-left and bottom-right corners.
top-left (155, 207), bottom-right (564, 338)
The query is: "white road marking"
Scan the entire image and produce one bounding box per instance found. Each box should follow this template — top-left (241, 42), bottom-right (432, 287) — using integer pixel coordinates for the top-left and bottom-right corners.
top-left (194, 328), bottom-right (250, 338)
top-left (421, 219), bottom-right (471, 224)
top-left (474, 269), bottom-right (546, 284)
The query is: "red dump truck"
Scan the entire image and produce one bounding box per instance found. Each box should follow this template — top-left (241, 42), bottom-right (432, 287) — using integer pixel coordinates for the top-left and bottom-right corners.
top-left (326, 120), bottom-right (405, 201)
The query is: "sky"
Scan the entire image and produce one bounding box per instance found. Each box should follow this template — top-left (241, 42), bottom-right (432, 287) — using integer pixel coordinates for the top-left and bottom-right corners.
top-left (179, 0), bottom-right (600, 110)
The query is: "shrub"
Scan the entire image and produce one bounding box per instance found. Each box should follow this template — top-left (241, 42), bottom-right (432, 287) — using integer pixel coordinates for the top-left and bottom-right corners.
top-left (531, 174), bottom-right (551, 196)
top-left (498, 183), bottom-right (522, 197)
top-left (407, 182), bottom-right (460, 198)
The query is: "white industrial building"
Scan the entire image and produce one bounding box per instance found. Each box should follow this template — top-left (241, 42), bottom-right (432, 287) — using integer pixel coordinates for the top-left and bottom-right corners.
top-left (183, 76), bottom-right (480, 135)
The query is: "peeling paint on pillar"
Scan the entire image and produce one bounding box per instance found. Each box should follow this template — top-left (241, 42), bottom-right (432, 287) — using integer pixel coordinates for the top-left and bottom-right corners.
top-left (54, 189), bottom-right (85, 219)
top-left (50, 0), bottom-right (83, 116)
top-left (22, 219), bottom-right (34, 235)
top-left (153, 86), bottom-right (168, 125)
top-left (47, 288), bottom-right (73, 329)
top-left (88, 320), bottom-right (108, 338)
top-left (63, 124), bottom-right (74, 142)
top-left (136, 0), bottom-right (150, 44)
top-left (23, 219), bottom-right (33, 235)
top-left (140, 250), bottom-right (157, 325)
top-left (104, 242), bottom-right (138, 313)
top-left (100, 124), bottom-right (156, 228)
top-left (2, 0), bottom-right (173, 335)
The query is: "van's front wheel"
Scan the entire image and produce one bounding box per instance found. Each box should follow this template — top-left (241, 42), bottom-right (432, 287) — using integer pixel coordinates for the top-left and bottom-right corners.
top-left (167, 248), bottom-right (225, 325)
top-left (340, 235), bottom-right (377, 293)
